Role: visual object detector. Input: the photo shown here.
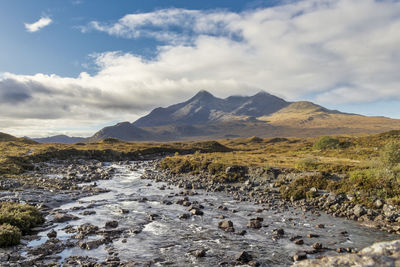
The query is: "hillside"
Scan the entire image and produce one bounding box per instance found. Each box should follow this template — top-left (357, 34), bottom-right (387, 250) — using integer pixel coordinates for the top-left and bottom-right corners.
top-left (33, 135), bottom-right (85, 144)
top-left (89, 91), bottom-right (400, 141)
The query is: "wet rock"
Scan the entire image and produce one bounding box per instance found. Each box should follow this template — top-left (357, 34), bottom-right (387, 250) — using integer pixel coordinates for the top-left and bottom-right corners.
top-left (119, 209), bottom-right (129, 214)
top-left (273, 228), bottom-right (285, 236)
top-left (148, 213), bottom-right (160, 220)
top-left (79, 239), bottom-right (105, 250)
top-left (248, 218), bottom-right (263, 229)
top-left (294, 239), bottom-right (400, 266)
top-left (237, 230), bottom-right (247, 236)
top-left (81, 210), bottom-right (96, 215)
top-left (295, 239), bottom-right (304, 245)
top-left (179, 213), bottom-right (191, 219)
top-left (193, 249), bottom-right (207, 258)
top-left (76, 223), bottom-right (99, 237)
top-left (312, 242), bottom-right (323, 250)
top-left (235, 251), bottom-right (253, 264)
top-left (105, 220), bottom-right (119, 228)
top-left (293, 251), bottom-right (307, 261)
top-left (218, 220), bottom-right (233, 229)
top-left (315, 224), bottom-right (325, 229)
top-left (47, 229), bottom-right (57, 238)
top-left (307, 233), bottom-right (319, 238)
top-left (52, 212), bottom-right (79, 223)
top-left (190, 208), bottom-right (204, 216)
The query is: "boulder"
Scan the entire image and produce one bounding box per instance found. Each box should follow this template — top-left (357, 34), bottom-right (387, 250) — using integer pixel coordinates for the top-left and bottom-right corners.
top-left (235, 251), bottom-right (253, 264)
top-left (105, 221), bottom-right (118, 228)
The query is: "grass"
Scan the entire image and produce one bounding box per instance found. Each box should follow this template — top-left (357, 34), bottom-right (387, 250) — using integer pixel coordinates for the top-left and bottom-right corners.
top-left (2, 130), bottom-right (400, 208)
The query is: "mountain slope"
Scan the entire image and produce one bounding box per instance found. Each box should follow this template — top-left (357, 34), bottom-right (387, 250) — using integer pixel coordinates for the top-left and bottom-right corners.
top-left (89, 91), bottom-right (400, 141)
top-left (33, 135), bottom-right (85, 144)
top-left (133, 90), bottom-right (290, 127)
top-left (89, 122), bottom-right (153, 142)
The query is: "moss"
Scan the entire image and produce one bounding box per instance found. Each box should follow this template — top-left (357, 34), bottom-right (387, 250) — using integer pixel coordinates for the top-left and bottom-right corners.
top-left (0, 223), bottom-right (21, 247)
top-left (0, 202), bottom-right (44, 234)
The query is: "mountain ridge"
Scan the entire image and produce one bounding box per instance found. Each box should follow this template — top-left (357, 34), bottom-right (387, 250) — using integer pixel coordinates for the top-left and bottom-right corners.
top-left (33, 90), bottom-right (400, 143)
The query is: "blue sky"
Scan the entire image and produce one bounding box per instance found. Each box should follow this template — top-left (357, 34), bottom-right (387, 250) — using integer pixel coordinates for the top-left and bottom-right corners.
top-left (0, 0), bottom-right (278, 77)
top-left (0, 0), bottom-right (400, 137)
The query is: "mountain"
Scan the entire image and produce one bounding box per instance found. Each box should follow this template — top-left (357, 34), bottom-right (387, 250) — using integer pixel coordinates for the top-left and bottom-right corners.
top-left (89, 122), bottom-right (153, 142)
top-left (133, 90), bottom-right (289, 127)
top-left (90, 90), bottom-right (400, 141)
top-left (33, 135), bottom-right (85, 144)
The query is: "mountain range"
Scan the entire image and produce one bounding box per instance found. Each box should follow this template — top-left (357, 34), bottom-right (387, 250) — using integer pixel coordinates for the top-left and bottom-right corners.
top-left (86, 90), bottom-right (400, 142)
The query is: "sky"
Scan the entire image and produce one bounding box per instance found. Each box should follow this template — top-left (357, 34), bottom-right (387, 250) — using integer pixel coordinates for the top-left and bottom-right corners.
top-left (0, 0), bottom-right (400, 137)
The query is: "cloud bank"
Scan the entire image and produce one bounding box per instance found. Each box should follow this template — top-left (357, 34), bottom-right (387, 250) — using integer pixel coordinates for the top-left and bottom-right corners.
top-left (2, 0), bottom-right (400, 136)
top-left (25, 16), bottom-right (53, 32)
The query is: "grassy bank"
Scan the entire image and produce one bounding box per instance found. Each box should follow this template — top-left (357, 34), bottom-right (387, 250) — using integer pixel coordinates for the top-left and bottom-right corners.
top-left (159, 131), bottom-right (400, 207)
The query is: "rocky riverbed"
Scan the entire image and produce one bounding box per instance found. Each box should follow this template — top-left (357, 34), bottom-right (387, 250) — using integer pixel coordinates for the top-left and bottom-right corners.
top-left (0, 160), bottom-right (399, 266)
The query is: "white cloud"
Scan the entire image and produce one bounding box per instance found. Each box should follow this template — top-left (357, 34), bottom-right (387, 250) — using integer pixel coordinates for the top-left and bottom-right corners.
top-left (25, 16), bottom-right (52, 32)
top-left (2, 0), bottom-right (400, 136)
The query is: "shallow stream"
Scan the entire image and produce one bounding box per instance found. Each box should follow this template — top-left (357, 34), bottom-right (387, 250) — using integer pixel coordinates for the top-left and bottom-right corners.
top-left (25, 162), bottom-right (397, 266)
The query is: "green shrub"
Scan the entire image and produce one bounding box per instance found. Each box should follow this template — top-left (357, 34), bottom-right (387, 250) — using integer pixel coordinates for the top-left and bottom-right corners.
top-left (0, 202), bottom-right (44, 234)
top-left (313, 136), bottom-right (339, 150)
top-left (0, 223), bottom-right (21, 247)
top-left (380, 141), bottom-right (400, 167)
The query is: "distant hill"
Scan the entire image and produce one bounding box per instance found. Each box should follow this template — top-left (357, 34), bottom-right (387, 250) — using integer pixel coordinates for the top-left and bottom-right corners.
top-left (33, 135), bottom-right (85, 144)
top-left (89, 90), bottom-right (400, 141)
top-left (0, 132), bottom-right (18, 142)
top-left (0, 132), bottom-right (37, 144)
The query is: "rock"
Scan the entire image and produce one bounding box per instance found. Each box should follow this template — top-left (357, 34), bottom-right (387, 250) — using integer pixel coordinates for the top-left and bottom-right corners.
top-left (315, 224), bottom-right (325, 229)
top-left (218, 220), bottom-right (235, 232)
top-left (79, 239), bottom-right (105, 250)
top-left (235, 251), bottom-right (253, 264)
top-left (81, 210), bottom-right (96, 215)
top-left (294, 239), bottom-right (400, 266)
top-left (353, 204), bottom-right (366, 218)
top-left (193, 249), bottom-right (207, 258)
top-left (105, 220), bottom-right (118, 228)
top-left (307, 233), bottom-right (319, 238)
top-left (383, 204), bottom-right (396, 217)
top-left (225, 166), bottom-right (248, 176)
top-left (190, 208), bottom-right (204, 216)
top-left (119, 209), bottom-right (129, 214)
top-left (237, 230), bottom-right (247, 236)
top-left (293, 252), bottom-right (307, 261)
top-left (375, 199), bottom-right (384, 209)
top-left (179, 213), bottom-right (191, 219)
top-left (248, 218), bottom-right (262, 229)
top-left (312, 242), bottom-right (322, 250)
top-left (273, 228), bottom-right (284, 236)
top-left (295, 239), bottom-right (304, 245)
top-left (53, 213), bottom-right (79, 223)
top-left (218, 220), bottom-right (233, 229)
top-left (148, 214), bottom-right (160, 220)
top-left (47, 229), bottom-right (57, 238)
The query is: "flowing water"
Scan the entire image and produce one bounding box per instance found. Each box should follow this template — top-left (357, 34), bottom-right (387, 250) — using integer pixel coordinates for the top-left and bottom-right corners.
top-left (25, 162), bottom-right (398, 266)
